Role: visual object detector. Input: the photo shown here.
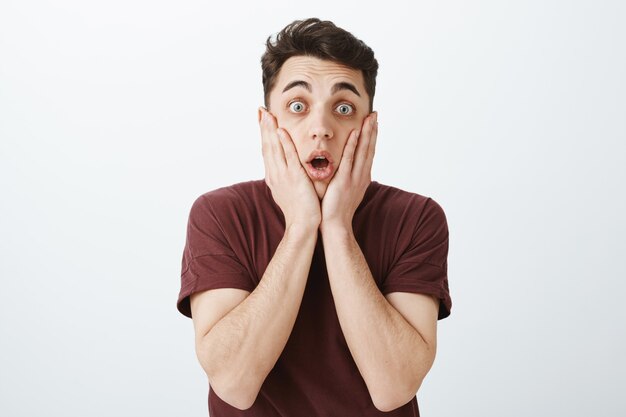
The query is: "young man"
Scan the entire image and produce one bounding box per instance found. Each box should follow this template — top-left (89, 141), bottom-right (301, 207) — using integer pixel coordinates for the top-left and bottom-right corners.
top-left (176, 18), bottom-right (452, 416)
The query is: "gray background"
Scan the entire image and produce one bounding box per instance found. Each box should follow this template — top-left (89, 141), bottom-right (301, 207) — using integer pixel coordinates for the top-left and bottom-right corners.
top-left (1, 0), bottom-right (624, 416)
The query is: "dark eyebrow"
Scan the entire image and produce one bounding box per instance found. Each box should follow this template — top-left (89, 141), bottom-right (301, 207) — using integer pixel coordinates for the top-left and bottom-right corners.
top-left (282, 80), bottom-right (361, 97)
top-left (331, 82), bottom-right (361, 97)
top-left (282, 80), bottom-right (311, 93)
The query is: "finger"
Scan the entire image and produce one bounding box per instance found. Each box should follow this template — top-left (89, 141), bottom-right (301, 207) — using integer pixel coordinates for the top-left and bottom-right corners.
top-left (258, 108), bottom-right (273, 178)
top-left (352, 112), bottom-right (376, 175)
top-left (259, 108), bottom-right (284, 181)
top-left (257, 106), bottom-right (268, 123)
top-left (259, 107), bottom-right (272, 148)
top-left (259, 107), bottom-right (272, 161)
top-left (276, 128), bottom-right (300, 169)
top-left (363, 112), bottom-right (378, 174)
top-left (261, 110), bottom-right (287, 172)
top-left (336, 129), bottom-right (360, 175)
top-left (264, 111), bottom-right (288, 169)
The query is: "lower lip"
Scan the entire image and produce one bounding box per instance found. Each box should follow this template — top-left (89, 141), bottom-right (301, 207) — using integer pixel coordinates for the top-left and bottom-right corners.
top-left (306, 162), bottom-right (335, 181)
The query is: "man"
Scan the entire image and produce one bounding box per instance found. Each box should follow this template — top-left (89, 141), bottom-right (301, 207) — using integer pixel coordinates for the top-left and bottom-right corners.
top-left (176, 18), bottom-right (452, 416)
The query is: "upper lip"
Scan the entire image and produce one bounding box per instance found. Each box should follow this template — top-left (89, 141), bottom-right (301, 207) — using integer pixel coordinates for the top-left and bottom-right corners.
top-left (306, 150), bottom-right (334, 164)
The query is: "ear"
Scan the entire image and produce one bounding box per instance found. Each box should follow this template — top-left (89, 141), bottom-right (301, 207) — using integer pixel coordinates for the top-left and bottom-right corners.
top-left (258, 107), bottom-right (264, 123)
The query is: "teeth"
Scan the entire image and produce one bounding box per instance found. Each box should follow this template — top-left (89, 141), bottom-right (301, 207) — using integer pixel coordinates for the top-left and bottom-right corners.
top-left (315, 156), bottom-right (325, 160)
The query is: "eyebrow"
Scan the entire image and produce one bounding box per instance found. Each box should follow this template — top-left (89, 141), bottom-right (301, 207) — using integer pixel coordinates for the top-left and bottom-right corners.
top-left (282, 80), bottom-right (311, 93)
top-left (282, 80), bottom-right (361, 97)
top-left (332, 82), bottom-right (361, 97)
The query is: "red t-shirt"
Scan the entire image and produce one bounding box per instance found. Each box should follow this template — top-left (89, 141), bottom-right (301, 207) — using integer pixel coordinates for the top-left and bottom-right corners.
top-left (177, 179), bottom-right (451, 416)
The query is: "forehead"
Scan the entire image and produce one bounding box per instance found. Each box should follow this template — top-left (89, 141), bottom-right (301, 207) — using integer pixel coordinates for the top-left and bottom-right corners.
top-left (275, 56), bottom-right (365, 92)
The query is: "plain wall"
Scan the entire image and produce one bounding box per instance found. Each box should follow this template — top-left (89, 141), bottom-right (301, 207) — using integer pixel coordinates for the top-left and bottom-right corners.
top-left (1, 0), bottom-right (624, 415)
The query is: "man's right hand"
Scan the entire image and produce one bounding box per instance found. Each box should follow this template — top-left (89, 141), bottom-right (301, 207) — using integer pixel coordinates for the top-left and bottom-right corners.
top-left (259, 108), bottom-right (321, 230)
top-left (192, 112), bottom-right (322, 407)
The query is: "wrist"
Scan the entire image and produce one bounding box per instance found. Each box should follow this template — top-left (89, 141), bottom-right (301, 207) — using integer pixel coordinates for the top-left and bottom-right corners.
top-left (320, 220), bottom-right (353, 237)
top-left (285, 221), bottom-right (320, 237)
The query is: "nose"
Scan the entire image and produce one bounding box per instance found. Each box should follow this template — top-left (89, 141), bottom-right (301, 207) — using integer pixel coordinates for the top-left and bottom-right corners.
top-left (308, 108), bottom-right (334, 140)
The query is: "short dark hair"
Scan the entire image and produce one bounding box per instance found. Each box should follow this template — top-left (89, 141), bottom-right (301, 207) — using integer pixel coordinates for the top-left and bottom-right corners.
top-left (261, 18), bottom-right (379, 111)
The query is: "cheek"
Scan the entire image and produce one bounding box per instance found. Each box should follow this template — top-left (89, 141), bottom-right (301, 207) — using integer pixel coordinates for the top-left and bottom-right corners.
top-left (274, 112), bottom-right (298, 134)
top-left (276, 122), bottom-right (307, 159)
top-left (338, 123), bottom-right (359, 142)
top-left (293, 135), bottom-right (309, 162)
top-left (275, 114), bottom-right (302, 138)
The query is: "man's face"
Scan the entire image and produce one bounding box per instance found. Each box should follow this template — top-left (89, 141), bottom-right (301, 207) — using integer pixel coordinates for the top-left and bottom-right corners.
top-left (266, 56), bottom-right (371, 199)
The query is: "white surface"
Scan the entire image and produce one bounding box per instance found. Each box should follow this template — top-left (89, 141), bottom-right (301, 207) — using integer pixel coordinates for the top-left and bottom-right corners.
top-left (1, 0), bottom-right (624, 416)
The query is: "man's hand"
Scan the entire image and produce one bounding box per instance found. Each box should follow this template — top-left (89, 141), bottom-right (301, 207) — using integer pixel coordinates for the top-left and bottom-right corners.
top-left (321, 112), bottom-right (378, 231)
top-left (259, 108), bottom-right (321, 229)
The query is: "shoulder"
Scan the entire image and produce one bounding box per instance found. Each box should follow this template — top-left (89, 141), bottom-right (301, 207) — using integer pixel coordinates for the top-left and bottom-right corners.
top-left (190, 179), bottom-right (268, 216)
top-left (364, 181), bottom-right (447, 227)
top-left (193, 179), bottom-right (267, 205)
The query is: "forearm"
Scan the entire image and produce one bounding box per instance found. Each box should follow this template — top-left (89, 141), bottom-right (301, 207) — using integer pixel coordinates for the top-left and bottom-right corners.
top-left (321, 225), bottom-right (435, 410)
top-left (200, 223), bottom-right (318, 408)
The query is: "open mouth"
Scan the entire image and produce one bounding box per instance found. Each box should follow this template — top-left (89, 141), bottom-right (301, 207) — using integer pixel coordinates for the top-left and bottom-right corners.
top-left (305, 151), bottom-right (334, 181)
top-left (311, 156), bottom-right (329, 170)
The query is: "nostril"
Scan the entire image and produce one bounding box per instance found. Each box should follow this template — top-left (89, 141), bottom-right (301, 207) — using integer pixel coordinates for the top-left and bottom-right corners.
top-left (313, 133), bottom-right (333, 140)
top-left (310, 126), bottom-right (333, 140)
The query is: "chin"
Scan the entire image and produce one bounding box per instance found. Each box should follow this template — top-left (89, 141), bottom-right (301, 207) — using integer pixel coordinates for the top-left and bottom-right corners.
top-left (313, 181), bottom-right (329, 200)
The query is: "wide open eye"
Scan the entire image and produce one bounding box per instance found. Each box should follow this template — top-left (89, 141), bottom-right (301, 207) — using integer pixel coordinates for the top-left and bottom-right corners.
top-left (289, 101), bottom-right (306, 113)
top-left (336, 103), bottom-right (354, 115)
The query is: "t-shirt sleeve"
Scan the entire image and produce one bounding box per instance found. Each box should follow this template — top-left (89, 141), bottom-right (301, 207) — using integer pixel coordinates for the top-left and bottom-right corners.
top-left (176, 192), bottom-right (256, 318)
top-left (381, 197), bottom-right (452, 320)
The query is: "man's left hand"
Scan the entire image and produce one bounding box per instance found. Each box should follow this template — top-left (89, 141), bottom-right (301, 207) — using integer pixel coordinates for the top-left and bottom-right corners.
top-left (321, 112), bottom-right (378, 231)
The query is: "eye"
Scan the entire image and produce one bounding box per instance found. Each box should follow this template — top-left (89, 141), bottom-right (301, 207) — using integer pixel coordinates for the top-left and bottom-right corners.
top-left (336, 103), bottom-right (354, 115)
top-left (289, 101), bottom-right (306, 113)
